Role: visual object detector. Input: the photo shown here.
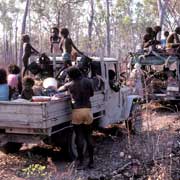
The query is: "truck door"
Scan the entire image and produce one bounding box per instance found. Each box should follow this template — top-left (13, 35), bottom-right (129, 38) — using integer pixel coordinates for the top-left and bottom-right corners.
top-left (100, 62), bottom-right (129, 127)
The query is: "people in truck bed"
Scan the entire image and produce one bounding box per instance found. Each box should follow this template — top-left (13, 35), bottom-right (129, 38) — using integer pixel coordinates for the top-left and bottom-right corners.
top-left (7, 64), bottom-right (22, 99)
top-left (167, 27), bottom-right (180, 54)
top-left (21, 76), bottom-right (35, 100)
top-left (0, 68), bottom-right (10, 101)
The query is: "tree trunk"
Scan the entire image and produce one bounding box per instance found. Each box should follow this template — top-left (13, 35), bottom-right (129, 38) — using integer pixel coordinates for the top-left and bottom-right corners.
top-left (106, 0), bottom-right (111, 57)
top-left (18, 0), bottom-right (30, 67)
top-left (87, 0), bottom-right (94, 53)
top-left (157, 0), bottom-right (169, 37)
top-left (15, 14), bottom-right (18, 64)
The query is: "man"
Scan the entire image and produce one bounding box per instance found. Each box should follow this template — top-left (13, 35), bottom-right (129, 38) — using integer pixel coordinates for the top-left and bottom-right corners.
top-left (167, 27), bottom-right (180, 53)
top-left (58, 66), bottom-right (94, 169)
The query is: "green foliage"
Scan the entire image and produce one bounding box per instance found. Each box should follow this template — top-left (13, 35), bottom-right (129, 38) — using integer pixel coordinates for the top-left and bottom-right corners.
top-left (19, 163), bottom-right (52, 179)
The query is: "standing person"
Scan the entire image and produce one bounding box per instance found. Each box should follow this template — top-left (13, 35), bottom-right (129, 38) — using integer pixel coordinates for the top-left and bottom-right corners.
top-left (50, 26), bottom-right (61, 54)
top-left (129, 63), bottom-right (144, 97)
top-left (58, 66), bottom-right (94, 169)
top-left (22, 34), bottom-right (39, 77)
top-left (59, 28), bottom-right (83, 64)
top-left (0, 68), bottom-right (10, 101)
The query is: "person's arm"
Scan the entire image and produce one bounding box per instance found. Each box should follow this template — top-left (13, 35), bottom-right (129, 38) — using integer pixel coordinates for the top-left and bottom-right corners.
top-left (71, 39), bottom-right (84, 55)
top-left (58, 81), bottom-right (71, 92)
top-left (30, 44), bottom-right (39, 55)
top-left (59, 40), bottom-right (63, 53)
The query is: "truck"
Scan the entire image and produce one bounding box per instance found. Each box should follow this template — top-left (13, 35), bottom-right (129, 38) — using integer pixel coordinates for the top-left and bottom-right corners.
top-left (0, 56), bottom-right (140, 159)
top-left (129, 51), bottom-right (180, 103)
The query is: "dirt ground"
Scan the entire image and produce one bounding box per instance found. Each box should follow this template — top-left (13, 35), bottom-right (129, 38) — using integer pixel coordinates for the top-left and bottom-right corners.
top-left (0, 105), bottom-right (180, 180)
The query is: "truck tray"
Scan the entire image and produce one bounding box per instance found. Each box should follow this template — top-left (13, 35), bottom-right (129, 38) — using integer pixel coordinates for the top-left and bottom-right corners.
top-left (0, 92), bottom-right (105, 135)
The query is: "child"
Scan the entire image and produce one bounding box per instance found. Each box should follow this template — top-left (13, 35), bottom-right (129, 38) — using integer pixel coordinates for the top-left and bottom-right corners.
top-left (50, 26), bottom-right (61, 53)
top-left (0, 68), bottom-right (10, 101)
top-left (21, 76), bottom-right (35, 100)
top-left (7, 64), bottom-right (22, 99)
top-left (59, 28), bottom-right (83, 64)
top-left (22, 34), bottom-right (39, 77)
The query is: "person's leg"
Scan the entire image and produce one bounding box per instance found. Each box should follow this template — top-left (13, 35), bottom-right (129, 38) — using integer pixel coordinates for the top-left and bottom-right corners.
top-left (73, 124), bottom-right (84, 165)
top-left (83, 124), bottom-right (94, 168)
top-left (23, 57), bottom-right (28, 77)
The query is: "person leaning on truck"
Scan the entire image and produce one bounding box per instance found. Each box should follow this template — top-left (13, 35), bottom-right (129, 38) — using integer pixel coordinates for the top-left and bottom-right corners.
top-left (58, 66), bottom-right (94, 169)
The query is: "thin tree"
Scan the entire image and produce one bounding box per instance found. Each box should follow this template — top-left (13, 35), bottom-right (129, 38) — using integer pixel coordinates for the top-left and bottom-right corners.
top-left (18, 0), bottom-right (30, 67)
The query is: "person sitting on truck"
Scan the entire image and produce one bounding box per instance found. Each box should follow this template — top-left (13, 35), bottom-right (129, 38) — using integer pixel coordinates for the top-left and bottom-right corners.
top-left (167, 27), bottom-right (180, 54)
top-left (21, 76), bottom-right (35, 100)
top-left (0, 68), bottom-right (10, 101)
top-left (108, 70), bottom-right (120, 92)
top-left (59, 28), bottom-right (84, 64)
top-left (142, 27), bottom-right (154, 49)
top-left (22, 34), bottom-right (39, 77)
top-left (142, 26), bottom-right (161, 50)
top-left (58, 66), bottom-right (94, 169)
top-left (7, 64), bottom-right (22, 99)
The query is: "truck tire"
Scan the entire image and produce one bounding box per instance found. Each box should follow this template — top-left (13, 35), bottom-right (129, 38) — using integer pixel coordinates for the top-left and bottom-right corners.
top-left (0, 142), bottom-right (22, 154)
top-left (67, 129), bottom-right (87, 161)
top-left (125, 103), bottom-right (142, 134)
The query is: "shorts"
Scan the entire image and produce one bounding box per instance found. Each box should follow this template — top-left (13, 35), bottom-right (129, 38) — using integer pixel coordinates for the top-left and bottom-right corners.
top-left (62, 53), bottom-right (71, 61)
top-left (72, 108), bottom-right (93, 125)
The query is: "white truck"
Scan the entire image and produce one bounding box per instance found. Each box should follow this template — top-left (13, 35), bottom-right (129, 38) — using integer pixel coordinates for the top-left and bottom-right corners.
top-left (0, 57), bottom-right (140, 159)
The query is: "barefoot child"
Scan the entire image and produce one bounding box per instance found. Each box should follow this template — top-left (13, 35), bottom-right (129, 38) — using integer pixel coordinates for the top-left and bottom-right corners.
top-left (22, 34), bottom-right (39, 77)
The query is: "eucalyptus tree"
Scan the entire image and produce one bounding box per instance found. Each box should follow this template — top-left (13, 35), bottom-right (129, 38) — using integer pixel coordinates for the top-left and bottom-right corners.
top-left (0, 0), bottom-right (20, 63)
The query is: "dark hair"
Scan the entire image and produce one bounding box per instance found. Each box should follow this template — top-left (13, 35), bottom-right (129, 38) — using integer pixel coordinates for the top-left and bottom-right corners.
top-left (23, 76), bottom-right (34, 87)
top-left (60, 28), bottom-right (69, 38)
top-left (51, 27), bottom-right (59, 34)
top-left (0, 68), bottom-right (7, 84)
top-left (8, 64), bottom-right (20, 74)
top-left (108, 70), bottom-right (116, 81)
top-left (175, 27), bottom-right (180, 34)
top-left (67, 66), bottom-right (82, 80)
top-left (154, 26), bottom-right (161, 33)
top-left (22, 34), bottom-right (30, 43)
top-left (164, 31), bottom-right (169, 38)
top-left (145, 27), bottom-right (153, 34)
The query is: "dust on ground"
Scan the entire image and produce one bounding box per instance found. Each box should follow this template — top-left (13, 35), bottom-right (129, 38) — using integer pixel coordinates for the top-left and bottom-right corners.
top-left (0, 106), bottom-right (180, 180)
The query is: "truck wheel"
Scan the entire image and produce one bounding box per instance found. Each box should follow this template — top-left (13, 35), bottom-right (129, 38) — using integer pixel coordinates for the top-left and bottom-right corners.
top-left (67, 130), bottom-right (87, 161)
top-left (125, 103), bottom-right (142, 134)
top-left (0, 142), bottom-right (22, 154)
